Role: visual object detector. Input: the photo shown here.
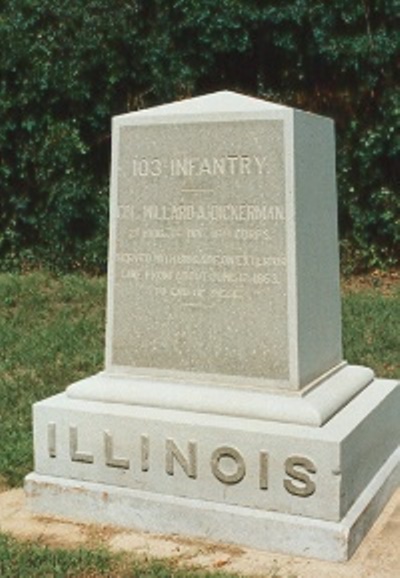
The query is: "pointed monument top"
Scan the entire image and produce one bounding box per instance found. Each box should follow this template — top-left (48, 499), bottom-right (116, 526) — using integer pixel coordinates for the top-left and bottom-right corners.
top-left (116, 91), bottom-right (289, 121)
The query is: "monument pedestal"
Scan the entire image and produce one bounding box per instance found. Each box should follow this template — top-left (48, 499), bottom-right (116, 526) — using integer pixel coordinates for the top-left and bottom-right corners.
top-left (64, 363), bottom-right (373, 427)
top-left (26, 372), bottom-right (400, 561)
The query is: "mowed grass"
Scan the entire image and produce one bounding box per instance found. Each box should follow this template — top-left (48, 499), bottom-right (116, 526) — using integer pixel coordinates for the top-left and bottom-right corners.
top-left (341, 277), bottom-right (400, 378)
top-left (0, 272), bottom-right (106, 487)
top-left (0, 271), bottom-right (398, 577)
top-left (0, 533), bottom-right (237, 578)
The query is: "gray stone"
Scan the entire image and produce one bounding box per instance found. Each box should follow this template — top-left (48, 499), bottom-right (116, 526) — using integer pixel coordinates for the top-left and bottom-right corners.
top-left (105, 91), bottom-right (342, 391)
top-left (30, 379), bottom-right (400, 523)
top-left (25, 91), bottom-right (400, 561)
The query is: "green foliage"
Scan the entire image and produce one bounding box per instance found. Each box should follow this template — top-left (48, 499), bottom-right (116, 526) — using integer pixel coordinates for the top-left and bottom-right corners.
top-left (0, 1), bottom-right (398, 271)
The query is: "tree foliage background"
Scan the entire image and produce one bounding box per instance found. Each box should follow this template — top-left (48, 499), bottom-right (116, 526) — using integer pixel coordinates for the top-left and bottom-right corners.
top-left (0, 0), bottom-right (399, 272)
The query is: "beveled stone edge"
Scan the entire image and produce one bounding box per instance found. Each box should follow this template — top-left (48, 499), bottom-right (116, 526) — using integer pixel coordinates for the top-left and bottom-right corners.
top-left (66, 365), bottom-right (374, 427)
top-left (24, 447), bottom-right (400, 562)
top-left (112, 90), bottom-right (330, 125)
top-left (114, 90), bottom-right (288, 122)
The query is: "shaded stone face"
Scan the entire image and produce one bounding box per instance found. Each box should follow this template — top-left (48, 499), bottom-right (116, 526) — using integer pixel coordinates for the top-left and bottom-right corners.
top-left (110, 120), bottom-right (289, 381)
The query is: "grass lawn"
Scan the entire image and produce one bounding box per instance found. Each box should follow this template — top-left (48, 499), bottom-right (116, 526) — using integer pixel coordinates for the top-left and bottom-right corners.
top-left (0, 533), bottom-right (236, 578)
top-left (341, 272), bottom-right (400, 377)
top-left (0, 270), bottom-right (399, 576)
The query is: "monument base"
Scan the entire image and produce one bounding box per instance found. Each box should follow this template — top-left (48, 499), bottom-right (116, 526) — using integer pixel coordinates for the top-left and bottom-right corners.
top-left (26, 376), bottom-right (400, 561)
top-left (66, 363), bottom-right (374, 427)
top-left (25, 450), bottom-right (399, 561)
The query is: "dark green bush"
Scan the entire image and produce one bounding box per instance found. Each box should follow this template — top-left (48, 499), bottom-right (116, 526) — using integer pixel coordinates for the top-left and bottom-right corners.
top-left (1, 0), bottom-right (398, 272)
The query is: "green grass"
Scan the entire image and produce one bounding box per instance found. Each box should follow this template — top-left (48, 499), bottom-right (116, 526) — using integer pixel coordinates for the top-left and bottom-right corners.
top-left (0, 271), bottom-right (398, 577)
top-left (0, 533), bottom-right (237, 578)
top-left (342, 285), bottom-right (400, 378)
top-left (0, 534), bottom-right (114, 578)
top-left (0, 272), bottom-right (106, 486)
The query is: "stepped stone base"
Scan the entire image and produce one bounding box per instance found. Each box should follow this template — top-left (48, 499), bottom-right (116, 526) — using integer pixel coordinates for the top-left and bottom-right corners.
top-left (25, 377), bottom-right (400, 561)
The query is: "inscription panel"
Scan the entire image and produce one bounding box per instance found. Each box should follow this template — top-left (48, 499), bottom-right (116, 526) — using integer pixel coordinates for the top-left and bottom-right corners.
top-left (110, 121), bottom-right (288, 380)
top-left (49, 423), bottom-right (318, 496)
top-left (36, 408), bottom-right (340, 521)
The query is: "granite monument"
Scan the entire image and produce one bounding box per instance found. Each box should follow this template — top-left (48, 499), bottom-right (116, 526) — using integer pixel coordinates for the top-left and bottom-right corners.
top-left (25, 91), bottom-right (400, 561)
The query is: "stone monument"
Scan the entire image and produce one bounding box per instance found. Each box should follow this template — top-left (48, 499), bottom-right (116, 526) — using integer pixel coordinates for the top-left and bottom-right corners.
top-left (25, 91), bottom-right (400, 561)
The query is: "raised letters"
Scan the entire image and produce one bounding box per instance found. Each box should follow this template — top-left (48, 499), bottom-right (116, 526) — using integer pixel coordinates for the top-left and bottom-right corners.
top-left (47, 422), bottom-right (56, 458)
top-left (211, 446), bottom-right (246, 485)
top-left (259, 450), bottom-right (269, 490)
top-left (141, 434), bottom-right (150, 472)
top-left (284, 456), bottom-right (317, 497)
top-left (104, 430), bottom-right (130, 469)
top-left (52, 424), bottom-right (319, 498)
top-left (69, 425), bottom-right (94, 464)
top-left (166, 438), bottom-right (197, 479)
